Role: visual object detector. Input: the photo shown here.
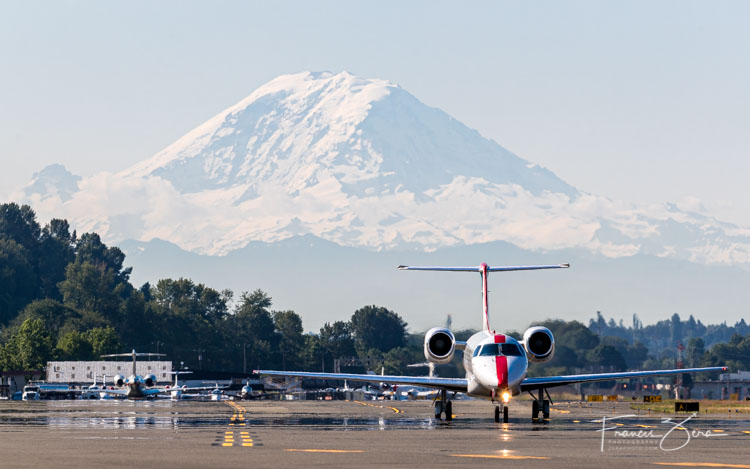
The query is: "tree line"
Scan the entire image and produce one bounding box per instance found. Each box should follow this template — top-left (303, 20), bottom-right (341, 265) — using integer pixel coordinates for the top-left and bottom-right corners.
top-left (1, 202), bottom-right (747, 378)
top-left (0, 203), bottom-right (413, 373)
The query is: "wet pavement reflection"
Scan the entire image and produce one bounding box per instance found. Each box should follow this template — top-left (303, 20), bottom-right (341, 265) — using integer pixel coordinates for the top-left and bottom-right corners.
top-left (1, 400), bottom-right (748, 434)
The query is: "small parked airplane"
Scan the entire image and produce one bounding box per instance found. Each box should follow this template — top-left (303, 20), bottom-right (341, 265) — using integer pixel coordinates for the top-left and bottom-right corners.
top-left (257, 263), bottom-right (726, 423)
top-left (100, 350), bottom-right (167, 398)
top-left (101, 351), bottom-right (229, 400)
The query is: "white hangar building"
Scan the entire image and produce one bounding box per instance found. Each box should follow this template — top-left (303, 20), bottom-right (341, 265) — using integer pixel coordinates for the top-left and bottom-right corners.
top-left (46, 361), bottom-right (173, 384)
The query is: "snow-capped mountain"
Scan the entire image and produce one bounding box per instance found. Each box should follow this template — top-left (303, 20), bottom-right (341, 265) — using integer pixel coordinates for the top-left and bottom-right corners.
top-left (15, 71), bottom-right (750, 267)
top-left (23, 164), bottom-right (81, 203)
top-left (123, 71), bottom-right (575, 198)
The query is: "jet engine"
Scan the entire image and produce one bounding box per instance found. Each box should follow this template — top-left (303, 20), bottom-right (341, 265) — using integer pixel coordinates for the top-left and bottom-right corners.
top-left (113, 375), bottom-right (125, 387)
top-left (423, 327), bottom-right (455, 364)
top-left (144, 374), bottom-right (157, 387)
top-left (522, 326), bottom-right (555, 363)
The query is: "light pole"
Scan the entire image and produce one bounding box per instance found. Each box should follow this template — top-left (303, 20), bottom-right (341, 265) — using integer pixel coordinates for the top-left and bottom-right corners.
top-left (193, 348), bottom-right (204, 370)
top-left (242, 342), bottom-right (252, 375)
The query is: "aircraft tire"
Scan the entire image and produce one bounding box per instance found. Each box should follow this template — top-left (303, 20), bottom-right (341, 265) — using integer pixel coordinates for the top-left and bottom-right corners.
top-left (503, 406), bottom-right (509, 423)
top-left (542, 400), bottom-right (550, 419)
top-left (445, 401), bottom-right (453, 421)
top-left (532, 400), bottom-right (539, 420)
top-left (494, 406), bottom-right (500, 423)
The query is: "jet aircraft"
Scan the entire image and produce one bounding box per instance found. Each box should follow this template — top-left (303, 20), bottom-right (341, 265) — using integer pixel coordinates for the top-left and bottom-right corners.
top-left (165, 371), bottom-right (229, 400)
top-left (100, 350), bottom-right (169, 398)
top-left (258, 263), bottom-right (726, 423)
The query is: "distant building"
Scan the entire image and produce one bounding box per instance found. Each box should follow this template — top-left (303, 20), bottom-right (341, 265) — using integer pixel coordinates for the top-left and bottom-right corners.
top-left (692, 370), bottom-right (750, 400)
top-left (46, 361), bottom-right (172, 384)
top-left (1, 370), bottom-right (44, 394)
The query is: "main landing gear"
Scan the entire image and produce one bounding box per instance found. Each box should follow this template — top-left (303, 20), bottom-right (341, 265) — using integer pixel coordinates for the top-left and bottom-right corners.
top-left (494, 404), bottom-right (509, 423)
top-left (434, 389), bottom-right (453, 421)
top-left (530, 388), bottom-right (551, 421)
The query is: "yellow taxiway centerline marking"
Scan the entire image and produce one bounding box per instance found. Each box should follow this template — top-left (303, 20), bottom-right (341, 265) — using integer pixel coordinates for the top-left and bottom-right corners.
top-left (242, 443), bottom-right (253, 447)
top-left (285, 449), bottom-right (365, 453)
top-left (452, 454), bottom-right (550, 460)
top-left (653, 463), bottom-right (750, 468)
top-left (742, 431), bottom-right (750, 434)
top-left (222, 443), bottom-right (233, 447)
top-left (572, 420), bottom-right (581, 423)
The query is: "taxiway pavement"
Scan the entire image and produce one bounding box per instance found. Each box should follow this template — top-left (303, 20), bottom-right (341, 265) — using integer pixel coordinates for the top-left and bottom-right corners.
top-left (1, 399), bottom-right (748, 468)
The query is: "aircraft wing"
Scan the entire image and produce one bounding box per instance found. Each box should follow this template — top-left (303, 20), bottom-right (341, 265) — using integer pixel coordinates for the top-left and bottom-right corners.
top-left (256, 370), bottom-right (468, 393)
top-left (520, 366), bottom-right (727, 391)
top-left (180, 385), bottom-right (229, 392)
top-left (99, 388), bottom-right (129, 396)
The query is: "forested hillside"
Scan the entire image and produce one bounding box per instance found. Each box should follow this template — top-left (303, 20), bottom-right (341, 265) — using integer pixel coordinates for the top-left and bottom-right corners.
top-left (1, 202), bottom-right (747, 378)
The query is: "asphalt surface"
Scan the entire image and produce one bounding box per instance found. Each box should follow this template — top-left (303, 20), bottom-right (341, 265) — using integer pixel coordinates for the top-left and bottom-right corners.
top-left (1, 398), bottom-right (749, 468)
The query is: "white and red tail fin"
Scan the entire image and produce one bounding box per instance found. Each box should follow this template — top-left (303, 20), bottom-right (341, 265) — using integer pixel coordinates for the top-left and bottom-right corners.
top-left (397, 263), bottom-right (569, 332)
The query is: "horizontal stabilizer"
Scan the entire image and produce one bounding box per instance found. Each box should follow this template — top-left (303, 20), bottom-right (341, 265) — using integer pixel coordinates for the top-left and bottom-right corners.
top-left (398, 264), bottom-right (569, 272)
top-left (101, 352), bottom-right (166, 358)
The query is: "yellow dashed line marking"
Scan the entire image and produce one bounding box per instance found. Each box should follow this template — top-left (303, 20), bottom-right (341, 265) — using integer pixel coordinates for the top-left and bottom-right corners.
top-left (354, 401), bottom-right (402, 414)
top-left (285, 449), bottom-right (365, 453)
top-left (572, 420), bottom-right (581, 423)
top-left (219, 402), bottom-right (255, 448)
top-left (452, 454), bottom-right (550, 460)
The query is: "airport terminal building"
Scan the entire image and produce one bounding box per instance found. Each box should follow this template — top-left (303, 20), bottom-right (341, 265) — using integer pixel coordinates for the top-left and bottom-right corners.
top-left (46, 361), bottom-right (173, 384)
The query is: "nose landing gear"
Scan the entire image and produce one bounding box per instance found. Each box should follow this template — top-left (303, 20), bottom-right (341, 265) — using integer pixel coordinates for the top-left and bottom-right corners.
top-left (494, 404), bottom-right (509, 423)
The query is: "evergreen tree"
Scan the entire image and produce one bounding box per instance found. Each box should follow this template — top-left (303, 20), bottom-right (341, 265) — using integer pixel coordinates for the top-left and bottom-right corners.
top-left (350, 305), bottom-right (407, 354)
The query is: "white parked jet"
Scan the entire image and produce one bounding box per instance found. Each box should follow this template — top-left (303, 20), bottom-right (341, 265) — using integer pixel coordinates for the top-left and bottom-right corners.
top-left (100, 350), bottom-right (167, 399)
top-left (258, 263), bottom-right (726, 423)
top-left (165, 371), bottom-right (227, 400)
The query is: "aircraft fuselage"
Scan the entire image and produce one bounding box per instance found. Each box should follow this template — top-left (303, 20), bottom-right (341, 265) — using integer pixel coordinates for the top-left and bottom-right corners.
top-left (462, 331), bottom-right (528, 400)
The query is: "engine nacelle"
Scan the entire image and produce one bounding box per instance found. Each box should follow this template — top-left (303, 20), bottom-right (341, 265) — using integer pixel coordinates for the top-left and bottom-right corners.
top-left (423, 327), bottom-right (455, 364)
top-left (522, 326), bottom-right (555, 363)
top-left (113, 375), bottom-right (125, 387)
top-left (144, 374), bottom-right (157, 387)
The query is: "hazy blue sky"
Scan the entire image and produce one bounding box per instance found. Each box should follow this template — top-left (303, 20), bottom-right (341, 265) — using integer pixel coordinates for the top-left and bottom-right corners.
top-left (2, 1), bottom-right (749, 223)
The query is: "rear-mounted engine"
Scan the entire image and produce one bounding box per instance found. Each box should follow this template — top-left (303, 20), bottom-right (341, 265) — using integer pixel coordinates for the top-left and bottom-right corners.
top-left (424, 327), bottom-right (456, 364)
top-left (522, 326), bottom-right (555, 363)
